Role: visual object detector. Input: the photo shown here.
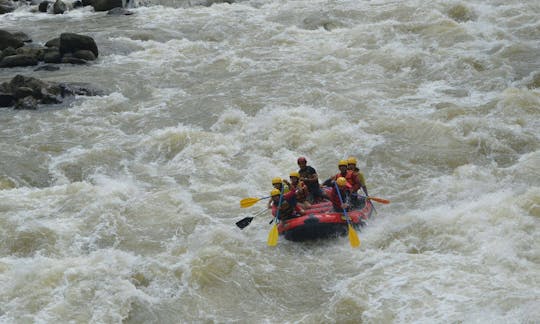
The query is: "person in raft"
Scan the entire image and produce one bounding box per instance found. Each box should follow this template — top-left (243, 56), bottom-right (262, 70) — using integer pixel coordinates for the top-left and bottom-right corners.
top-left (284, 171), bottom-right (311, 209)
top-left (330, 159), bottom-right (361, 207)
top-left (347, 156), bottom-right (369, 196)
top-left (328, 177), bottom-right (352, 212)
top-left (269, 188), bottom-right (305, 221)
top-left (267, 177), bottom-right (290, 208)
top-left (331, 159), bottom-right (361, 191)
top-left (297, 156), bottom-right (327, 203)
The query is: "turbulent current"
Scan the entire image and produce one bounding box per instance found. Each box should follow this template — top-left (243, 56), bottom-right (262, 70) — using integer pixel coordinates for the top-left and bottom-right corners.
top-left (1, 0), bottom-right (539, 322)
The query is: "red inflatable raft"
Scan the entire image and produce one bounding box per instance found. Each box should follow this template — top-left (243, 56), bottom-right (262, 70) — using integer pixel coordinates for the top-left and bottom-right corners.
top-left (277, 199), bottom-right (374, 242)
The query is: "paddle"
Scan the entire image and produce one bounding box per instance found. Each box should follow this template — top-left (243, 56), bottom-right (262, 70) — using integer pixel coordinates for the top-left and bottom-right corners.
top-left (366, 196), bottom-right (390, 204)
top-left (267, 188), bottom-right (284, 246)
top-left (236, 217), bottom-right (253, 229)
top-left (235, 208), bottom-right (268, 229)
top-left (240, 196), bottom-right (271, 208)
top-left (352, 194), bottom-right (390, 204)
top-left (335, 182), bottom-right (360, 248)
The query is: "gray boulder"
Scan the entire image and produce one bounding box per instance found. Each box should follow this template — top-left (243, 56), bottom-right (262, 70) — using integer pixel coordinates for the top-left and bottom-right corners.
top-left (0, 30), bottom-right (24, 50)
top-left (0, 93), bottom-right (15, 107)
top-left (45, 37), bottom-right (60, 48)
top-left (39, 1), bottom-right (51, 12)
top-left (59, 33), bottom-right (98, 58)
top-left (0, 74), bottom-right (104, 109)
top-left (0, 0), bottom-right (16, 14)
top-left (107, 7), bottom-right (133, 15)
top-left (0, 54), bottom-right (39, 68)
top-left (43, 47), bottom-right (61, 63)
top-left (52, 0), bottom-right (66, 14)
top-left (73, 49), bottom-right (96, 61)
top-left (92, 0), bottom-right (122, 11)
top-left (15, 96), bottom-right (38, 110)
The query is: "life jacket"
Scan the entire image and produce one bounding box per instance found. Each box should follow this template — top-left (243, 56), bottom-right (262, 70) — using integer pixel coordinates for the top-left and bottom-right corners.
top-left (332, 170), bottom-right (360, 192)
top-left (271, 190), bottom-right (298, 220)
top-left (290, 181), bottom-right (309, 202)
top-left (329, 187), bottom-right (351, 212)
top-left (275, 183), bottom-right (290, 194)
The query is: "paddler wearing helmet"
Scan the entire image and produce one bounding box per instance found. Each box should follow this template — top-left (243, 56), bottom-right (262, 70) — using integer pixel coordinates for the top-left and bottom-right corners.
top-left (287, 171), bottom-right (311, 209)
top-left (347, 156), bottom-right (368, 196)
top-left (329, 176), bottom-right (352, 212)
top-left (269, 187), bottom-right (305, 221)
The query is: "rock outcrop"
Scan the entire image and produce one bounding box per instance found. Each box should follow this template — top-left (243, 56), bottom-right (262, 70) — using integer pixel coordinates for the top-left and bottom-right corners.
top-left (0, 74), bottom-right (104, 110)
top-left (0, 30), bottom-right (99, 68)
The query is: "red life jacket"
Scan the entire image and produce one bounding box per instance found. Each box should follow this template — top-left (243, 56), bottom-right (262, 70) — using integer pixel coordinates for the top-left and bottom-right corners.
top-left (290, 181), bottom-right (309, 202)
top-left (332, 170), bottom-right (360, 192)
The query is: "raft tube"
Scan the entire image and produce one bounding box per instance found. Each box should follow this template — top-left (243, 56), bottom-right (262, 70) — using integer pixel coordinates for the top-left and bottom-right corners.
top-left (277, 199), bottom-right (374, 242)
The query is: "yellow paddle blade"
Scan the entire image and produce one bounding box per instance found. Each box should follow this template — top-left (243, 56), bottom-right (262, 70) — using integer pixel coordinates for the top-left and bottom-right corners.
top-left (267, 223), bottom-right (279, 246)
top-left (240, 197), bottom-right (261, 208)
top-left (367, 196), bottom-right (390, 204)
top-left (347, 224), bottom-right (361, 248)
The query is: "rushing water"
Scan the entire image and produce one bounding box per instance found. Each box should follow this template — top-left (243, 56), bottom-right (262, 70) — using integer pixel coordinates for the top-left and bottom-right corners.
top-left (1, 0), bottom-right (539, 322)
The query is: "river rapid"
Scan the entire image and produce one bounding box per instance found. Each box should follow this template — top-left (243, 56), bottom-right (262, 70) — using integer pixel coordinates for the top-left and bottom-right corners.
top-left (1, 0), bottom-right (539, 322)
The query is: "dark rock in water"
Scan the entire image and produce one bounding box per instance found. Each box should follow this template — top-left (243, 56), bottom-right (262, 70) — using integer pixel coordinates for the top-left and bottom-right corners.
top-left (52, 0), bottom-right (66, 14)
top-left (14, 96), bottom-right (38, 110)
top-left (73, 0), bottom-right (82, 8)
top-left (0, 92), bottom-right (15, 107)
top-left (81, 0), bottom-right (92, 6)
top-left (189, 0), bottom-right (234, 7)
top-left (43, 48), bottom-right (61, 63)
top-left (0, 30), bottom-right (24, 50)
top-left (11, 31), bottom-right (32, 44)
top-left (61, 56), bottom-right (87, 65)
top-left (38, 1), bottom-right (51, 12)
top-left (0, 74), bottom-right (103, 110)
top-left (1, 46), bottom-right (17, 59)
top-left (92, 0), bottom-right (122, 12)
top-left (107, 7), bottom-right (132, 15)
top-left (1, 32), bottom-right (99, 68)
top-left (59, 33), bottom-right (98, 58)
top-left (14, 86), bottom-right (34, 99)
top-left (9, 75), bottom-right (48, 96)
top-left (61, 82), bottom-right (104, 96)
top-left (45, 37), bottom-right (60, 48)
top-left (0, 0), bottom-right (16, 14)
top-left (7, 74), bottom-right (46, 91)
top-left (34, 64), bottom-right (60, 71)
top-left (73, 49), bottom-right (96, 61)
top-left (40, 87), bottom-right (62, 104)
top-left (16, 45), bottom-right (44, 61)
top-left (0, 54), bottom-right (39, 67)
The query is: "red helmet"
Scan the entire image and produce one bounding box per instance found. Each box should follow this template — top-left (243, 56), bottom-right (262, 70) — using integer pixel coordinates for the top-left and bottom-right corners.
top-left (297, 157), bottom-right (307, 164)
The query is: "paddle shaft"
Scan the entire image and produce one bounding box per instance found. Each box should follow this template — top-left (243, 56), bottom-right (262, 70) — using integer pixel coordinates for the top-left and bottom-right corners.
top-left (335, 182), bottom-right (360, 248)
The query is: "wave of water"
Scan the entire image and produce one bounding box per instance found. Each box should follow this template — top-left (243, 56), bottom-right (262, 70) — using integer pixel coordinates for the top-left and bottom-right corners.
top-left (1, 0), bottom-right (539, 322)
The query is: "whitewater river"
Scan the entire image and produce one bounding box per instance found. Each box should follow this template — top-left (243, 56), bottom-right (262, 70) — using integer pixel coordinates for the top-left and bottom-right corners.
top-left (1, 0), bottom-right (539, 322)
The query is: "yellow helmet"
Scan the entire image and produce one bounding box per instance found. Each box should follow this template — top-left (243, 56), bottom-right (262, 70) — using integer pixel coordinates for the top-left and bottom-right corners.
top-left (289, 171), bottom-right (300, 178)
top-left (336, 177), bottom-right (348, 187)
top-left (338, 160), bottom-right (348, 167)
top-left (270, 188), bottom-right (281, 196)
top-left (347, 157), bottom-right (357, 164)
top-left (271, 177), bottom-right (282, 185)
